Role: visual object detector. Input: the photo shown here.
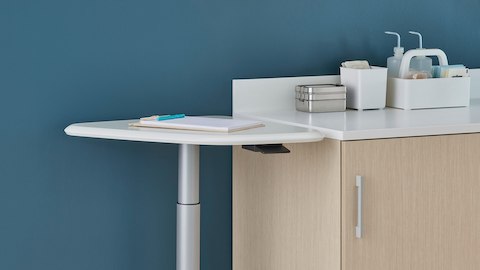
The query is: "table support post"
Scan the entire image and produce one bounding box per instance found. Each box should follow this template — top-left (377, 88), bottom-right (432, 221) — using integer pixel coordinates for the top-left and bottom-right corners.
top-left (177, 144), bottom-right (200, 270)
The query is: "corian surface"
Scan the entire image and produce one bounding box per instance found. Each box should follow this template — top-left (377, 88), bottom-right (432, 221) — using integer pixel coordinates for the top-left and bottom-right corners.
top-left (64, 119), bottom-right (324, 145)
top-left (233, 70), bottom-right (480, 141)
top-left (236, 100), bottom-right (480, 140)
top-left (470, 69), bottom-right (480, 99)
top-left (232, 69), bottom-right (480, 114)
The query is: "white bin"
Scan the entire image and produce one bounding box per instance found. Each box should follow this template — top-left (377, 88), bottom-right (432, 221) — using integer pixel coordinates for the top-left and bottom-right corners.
top-left (340, 66), bottom-right (387, 110)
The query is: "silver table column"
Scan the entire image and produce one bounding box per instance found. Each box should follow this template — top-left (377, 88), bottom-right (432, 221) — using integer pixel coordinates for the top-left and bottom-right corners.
top-left (177, 144), bottom-right (200, 270)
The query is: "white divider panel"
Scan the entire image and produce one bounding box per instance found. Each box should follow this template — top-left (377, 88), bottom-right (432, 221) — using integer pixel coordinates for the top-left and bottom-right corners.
top-left (233, 69), bottom-right (480, 114)
top-left (232, 75), bottom-right (339, 114)
top-left (469, 69), bottom-right (480, 99)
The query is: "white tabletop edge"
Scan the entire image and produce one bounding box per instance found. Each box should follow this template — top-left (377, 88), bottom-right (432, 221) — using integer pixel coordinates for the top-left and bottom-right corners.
top-left (64, 120), bottom-right (325, 146)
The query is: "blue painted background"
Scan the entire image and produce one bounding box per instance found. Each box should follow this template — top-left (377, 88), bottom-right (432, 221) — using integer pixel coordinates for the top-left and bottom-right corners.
top-left (1, 0), bottom-right (479, 269)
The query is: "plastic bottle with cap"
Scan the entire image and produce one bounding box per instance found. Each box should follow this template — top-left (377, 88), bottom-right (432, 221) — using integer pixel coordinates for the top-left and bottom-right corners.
top-left (409, 31), bottom-right (432, 78)
top-left (385, 31), bottom-right (404, 78)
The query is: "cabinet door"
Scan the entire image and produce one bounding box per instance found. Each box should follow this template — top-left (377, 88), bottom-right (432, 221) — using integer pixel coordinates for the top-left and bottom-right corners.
top-left (233, 140), bottom-right (341, 270)
top-left (342, 134), bottom-right (480, 270)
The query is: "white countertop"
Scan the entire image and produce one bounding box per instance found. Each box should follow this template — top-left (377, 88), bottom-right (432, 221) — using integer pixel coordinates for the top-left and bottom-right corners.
top-left (65, 119), bottom-right (324, 145)
top-left (237, 99), bottom-right (480, 141)
top-left (232, 74), bottom-right (480, 141)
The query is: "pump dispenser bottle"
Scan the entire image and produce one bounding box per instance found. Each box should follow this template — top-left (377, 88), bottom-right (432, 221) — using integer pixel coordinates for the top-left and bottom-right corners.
top-left (385, 31), bottom-right (404, 78)
top-left (409, 31), bottom-right (432, 78)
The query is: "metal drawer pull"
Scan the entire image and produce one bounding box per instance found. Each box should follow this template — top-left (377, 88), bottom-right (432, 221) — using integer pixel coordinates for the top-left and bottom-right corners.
top-left (356, 175), bottom-right (363, 239)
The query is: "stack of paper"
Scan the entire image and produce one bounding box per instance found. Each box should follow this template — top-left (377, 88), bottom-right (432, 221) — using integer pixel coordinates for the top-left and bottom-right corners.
top-left (132, 116), bottom-right (264, 133)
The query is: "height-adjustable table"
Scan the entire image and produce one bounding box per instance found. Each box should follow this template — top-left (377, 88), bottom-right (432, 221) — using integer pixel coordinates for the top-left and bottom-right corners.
top-left (65, 119), bottom-right (324, 270)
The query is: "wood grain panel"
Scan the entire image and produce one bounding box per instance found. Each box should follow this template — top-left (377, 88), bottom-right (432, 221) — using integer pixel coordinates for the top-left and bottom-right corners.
top-left (233, 140), bottom-right (341, 270)
top-left (342, 134), bottom-right (480, 270)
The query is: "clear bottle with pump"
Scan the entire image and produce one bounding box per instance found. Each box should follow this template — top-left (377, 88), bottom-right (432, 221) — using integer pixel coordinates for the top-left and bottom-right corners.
top-left (385, 31), bottom-right (404, 78)
top-left (409, 31), bottom-right (432, 78)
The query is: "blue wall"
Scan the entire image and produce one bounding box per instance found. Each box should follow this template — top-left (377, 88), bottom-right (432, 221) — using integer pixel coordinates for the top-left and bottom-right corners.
top-left (1, 1), bottom-right (479, 269)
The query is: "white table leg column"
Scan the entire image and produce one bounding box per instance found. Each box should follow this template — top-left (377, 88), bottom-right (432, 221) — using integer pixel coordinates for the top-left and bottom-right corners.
top-left (177, 144), bottom-right (200, 270)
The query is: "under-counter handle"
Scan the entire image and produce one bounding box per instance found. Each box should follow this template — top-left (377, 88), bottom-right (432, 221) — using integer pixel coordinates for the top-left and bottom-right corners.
top-left (241, 144), bottom-right (290, 154)
top-left (355, 175), bottom-right (363, 239)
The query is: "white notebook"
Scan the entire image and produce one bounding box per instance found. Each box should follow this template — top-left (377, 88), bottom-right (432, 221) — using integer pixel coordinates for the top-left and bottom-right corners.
top-left (132, 116), bottom-right (264, 133)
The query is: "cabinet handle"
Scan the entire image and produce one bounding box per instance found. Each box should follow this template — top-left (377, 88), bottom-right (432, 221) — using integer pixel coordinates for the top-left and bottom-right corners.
top-left (355, 175), bottom-right (363, 239)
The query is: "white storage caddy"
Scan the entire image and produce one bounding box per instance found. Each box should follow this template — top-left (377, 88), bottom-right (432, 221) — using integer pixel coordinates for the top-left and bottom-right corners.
top-left (387, 49), bottom-right (471, 110)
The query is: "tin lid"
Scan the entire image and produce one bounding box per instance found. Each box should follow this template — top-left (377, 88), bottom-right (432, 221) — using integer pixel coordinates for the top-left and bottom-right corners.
top-left (295, 84), bottom-right (346, 101)
top-left (296, 84), bottom-right (346, 93)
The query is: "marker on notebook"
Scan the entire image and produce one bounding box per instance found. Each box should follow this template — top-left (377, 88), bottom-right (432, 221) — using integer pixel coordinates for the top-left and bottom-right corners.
top-left (141, 114), bottom-right (186, 121)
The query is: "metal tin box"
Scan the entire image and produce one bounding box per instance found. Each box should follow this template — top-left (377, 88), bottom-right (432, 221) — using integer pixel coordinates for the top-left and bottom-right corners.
top-left (295, 84), bottom-right (346, 113)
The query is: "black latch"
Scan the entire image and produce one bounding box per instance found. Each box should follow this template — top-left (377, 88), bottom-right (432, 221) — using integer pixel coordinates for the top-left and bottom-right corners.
top-left (242, 144), bottom-right (290, 154)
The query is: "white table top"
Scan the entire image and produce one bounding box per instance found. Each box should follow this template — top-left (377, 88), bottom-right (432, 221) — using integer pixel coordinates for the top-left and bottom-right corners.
top-left (64, 119), bottom-right (324, 146)
top-left (236, 99), bottom-right (480, 141)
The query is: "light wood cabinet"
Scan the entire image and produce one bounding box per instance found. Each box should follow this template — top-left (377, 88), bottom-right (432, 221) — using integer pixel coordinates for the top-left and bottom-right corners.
top-left (233, 134), bottom-right (480, 270)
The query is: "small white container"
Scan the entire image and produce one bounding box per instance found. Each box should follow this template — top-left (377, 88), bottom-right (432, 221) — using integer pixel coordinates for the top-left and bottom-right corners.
top-left (340, 66), bottom-right (388, 110)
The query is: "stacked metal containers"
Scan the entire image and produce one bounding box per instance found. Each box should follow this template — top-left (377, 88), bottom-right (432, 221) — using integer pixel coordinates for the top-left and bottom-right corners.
top-left (295, 84), bottom-right (346, 113)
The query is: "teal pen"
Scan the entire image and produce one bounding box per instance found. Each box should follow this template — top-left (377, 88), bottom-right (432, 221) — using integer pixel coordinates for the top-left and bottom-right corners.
top-left (156, 114), bottom-right (185, 121)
